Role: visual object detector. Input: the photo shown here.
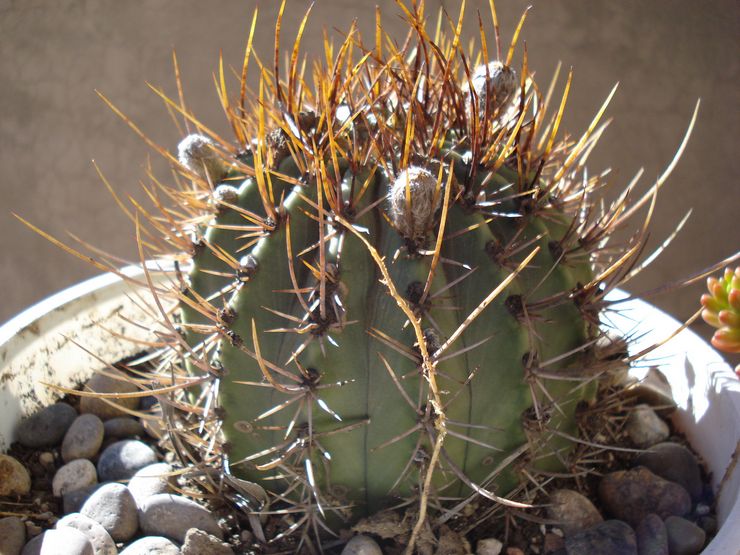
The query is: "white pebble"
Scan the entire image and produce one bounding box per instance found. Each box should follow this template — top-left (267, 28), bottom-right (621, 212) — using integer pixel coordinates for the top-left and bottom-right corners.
top-left (53, 459), bottom-right (97, 497)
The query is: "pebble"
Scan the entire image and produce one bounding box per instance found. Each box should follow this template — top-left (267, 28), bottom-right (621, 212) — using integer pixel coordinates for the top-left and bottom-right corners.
top-left (127, 462), bottom-right (173, 507)
top-left (103, 417), bottom-right (145, 438)
top-left (38, 452), bottom-right (55, 470)
top-left (476, 538), bottom-right (503, 555)
top-left (52, 459), bottom-right (98, 497)
top-left (62, 414), bottom-right (105, 462)
top-left (598, 467), bottom-right (691, 526)
top-left (57, 513), bottom-right (117, 555)
top-left (697, 515), bottom-right (717, 536)
top-left (97, 439), bottom-right (158, 481)
top-left (664, 516), bottom-right (706, 555)
top-left (15, 402), bottom-right (78, 448)
top-left (635, 513), bottom-right (668, 555)
top-left (80, 370), bottom-right (140, 420)
top-left (139, 493), bottom-right (223, 543)
top-left (21, 528), bottom-right (94, 555)
top-left (634, 442), bottom-right (703, 501)
top-left (181, 528), bottom-right (234, 555)
top-left (0, 454), bottom-right (31, 496)
top-left (63, 483), bottom-right (104, 514)
top-left (505, 549), bottom-right (524, 555)
top-left (547, 489), bottom-right (603, 535)
top-left (622, 367), bottom-right (677, 412)
top-left (80, 482), bottom-right (138, 542)
top-left (119, 536), bottom-right (180, 555)
top-left (564, 520), bottom-right (637, 555)
top-left (0, 516), bottom-right (26, 555)
top-left (341, 535), bottom-right (383, 555)
top-left (625, 405), bottom-right (669, 447)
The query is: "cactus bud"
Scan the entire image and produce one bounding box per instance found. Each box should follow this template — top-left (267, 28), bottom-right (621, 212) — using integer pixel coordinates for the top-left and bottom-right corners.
top-left (468, 61), bottom-right (519, 122)
top-left (178, 134), bottom-right (228, 182)
top-left (389, 166), bottom-right (440, 243)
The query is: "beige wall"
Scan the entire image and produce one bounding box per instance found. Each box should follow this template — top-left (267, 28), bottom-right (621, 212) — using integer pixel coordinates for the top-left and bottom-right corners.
top-left (1, 1), bottom-right (738, 362)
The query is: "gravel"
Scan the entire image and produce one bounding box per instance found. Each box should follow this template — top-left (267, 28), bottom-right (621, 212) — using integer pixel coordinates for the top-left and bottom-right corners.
top-left (0, 454), bottom-right (32, 496)
top-left (80, 482), bottom-right (139, 542)
top-left (56, 513), bottom-right (117, 555)
top-left (139, 493), bottom-right (222, 543)
top-left (61, 415), bottom-right (105, 462)
top-left (15, 403), bottom-right (78, 448)
top-left (97, 440), bottom-right (158, 482)
top-left (52, 459), bottom-right (97, 497)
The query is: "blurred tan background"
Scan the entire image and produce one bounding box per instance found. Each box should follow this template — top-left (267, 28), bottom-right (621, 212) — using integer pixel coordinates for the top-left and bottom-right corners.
top-left (1, 1), bottom-right (738, 358)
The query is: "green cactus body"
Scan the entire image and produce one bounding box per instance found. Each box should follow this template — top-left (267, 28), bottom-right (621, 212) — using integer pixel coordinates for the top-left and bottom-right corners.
top-left (180, 138), bottom-right (598, 519)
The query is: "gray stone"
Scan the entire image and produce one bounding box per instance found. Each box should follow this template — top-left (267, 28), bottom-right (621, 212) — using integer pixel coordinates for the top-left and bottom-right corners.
top-left (62, 414), bottom-right (105, 462)
top-left (635, 514), bottom-right (668, 555)
top-left (103, 417), bottom-right (145, 438)
top-left (598, 467), bottom-right (691, 526)
top-left (80, 370), bottom-right (140, 420)
top-left (80, 482), bottom-right (138, 542)
top-left (127, 463), bottom-right (173, 507)
top-left (0, 516), bottom-right (26, 555)
top-left (547, 489), bottom-right (603, 536)
top-left (119, 536), bottom-right (180, 555)
top-left (634, 442), bottom-right (703, 501)
top-left (16, 402), bottom-right (77, 448)
top-left (341, 535), bottom-right (383, 555)
top-left (621, 367), bottom-right (677, 412)
top-left (139, 494), bottom-right (222, 543)
top-left (565, 520), bottom-right (637, 555)
top-left (63, 483), bottom-right (104, 514)
top-left (664, 516), bottom-right (706, 555)
top-left (181, 528), bottom-right (233, 555)
top-left (57, 513), bottom-right (117, 555)
top-left (475, 538), bottom-right (503, 555)
top-left (97, 440), bottom-right (158, 482)
top-left (625, 405), bottom-right (670, 448)
top-left (0, 454), bottom-right (31, 496)
top-left (52, 459), bottom-right (98, 497)
top-left (697, 515), bottom-right (717, 536)
top-left (21, 528), bottom-right (94, 555)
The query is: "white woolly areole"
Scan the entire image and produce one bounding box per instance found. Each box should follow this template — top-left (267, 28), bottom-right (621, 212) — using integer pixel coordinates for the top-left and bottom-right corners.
top-left (469, 61), bottom-right (518, 121)
top-left (389, 166), bottom-right (440, 240)
top-left (212, 184), bottom-right (239, 206)
top-left (177, 133), bottom-right (226, 182)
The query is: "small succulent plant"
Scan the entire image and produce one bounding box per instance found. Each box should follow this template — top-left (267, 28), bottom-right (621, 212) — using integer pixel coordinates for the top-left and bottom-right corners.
top-left (701, 267), bottom-right (740, 355)
top-left (22, 1), bottom-right (731, 551)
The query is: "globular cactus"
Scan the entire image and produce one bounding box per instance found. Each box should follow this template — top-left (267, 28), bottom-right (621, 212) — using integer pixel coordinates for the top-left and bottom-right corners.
top-left (170, 4), bottom-right (626, 535)
top-left (78, 2), bottom-right (696, 549)
top-left (701, 267), bottom-right (740, 353)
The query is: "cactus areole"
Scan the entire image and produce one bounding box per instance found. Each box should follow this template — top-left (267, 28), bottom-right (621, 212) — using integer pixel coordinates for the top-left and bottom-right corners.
top-left (117, 2), bottom-right (657, 538)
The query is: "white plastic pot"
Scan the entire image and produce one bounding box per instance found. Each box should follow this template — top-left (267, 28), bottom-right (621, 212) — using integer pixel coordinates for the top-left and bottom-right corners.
top-left (1, 267), bottom-right (738, 553)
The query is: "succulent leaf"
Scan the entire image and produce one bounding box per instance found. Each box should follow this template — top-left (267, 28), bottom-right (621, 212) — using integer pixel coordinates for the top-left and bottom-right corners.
top-left (701, 267), bottom-right (740, 354)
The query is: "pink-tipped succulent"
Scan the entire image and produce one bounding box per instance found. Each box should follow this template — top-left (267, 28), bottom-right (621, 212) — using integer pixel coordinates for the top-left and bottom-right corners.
top-left (701, 267), bottom-right (740, 354)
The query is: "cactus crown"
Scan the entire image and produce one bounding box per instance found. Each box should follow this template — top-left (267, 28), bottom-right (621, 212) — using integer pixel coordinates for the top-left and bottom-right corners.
top-left (23, 1), bottom-right (713, 550)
